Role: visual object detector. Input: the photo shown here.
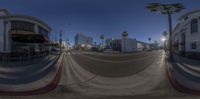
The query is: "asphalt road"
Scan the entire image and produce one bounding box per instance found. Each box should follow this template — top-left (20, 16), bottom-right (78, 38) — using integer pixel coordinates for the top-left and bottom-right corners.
top-left (70, 50), bottom-right (162, 77)
top-left (53, 50), bottom-right (190, 97)
top-left (3, 50), bottom-right (200, 98)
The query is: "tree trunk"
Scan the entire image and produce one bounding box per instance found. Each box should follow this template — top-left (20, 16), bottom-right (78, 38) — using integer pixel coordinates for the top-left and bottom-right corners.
top-left (168, 13), bottom-right (173, 60)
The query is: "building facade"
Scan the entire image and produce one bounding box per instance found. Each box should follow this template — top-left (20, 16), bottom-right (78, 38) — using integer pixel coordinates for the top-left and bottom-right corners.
top-left (137, 41), bottom-right (149, 51)
top-left (105, 38), bottom-right (146, 52)
top-left (121, 38), bottom-right (137, 52)
top-left (173, 10), bottom-right (200, 59)
top-left (0, 9), bottom-right (51, 59)
top-left (74, 33), bottom-right (93, 49)
top-left (111, 39), bottom-right (122, 52)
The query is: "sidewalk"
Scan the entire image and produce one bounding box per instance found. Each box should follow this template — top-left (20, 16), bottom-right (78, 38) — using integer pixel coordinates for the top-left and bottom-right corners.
top-left (166, 54), bottom-right (200, 95)
top-left (0, 54), bottom-right (63, 96)
top-left (0, 54), bottom-right (58, 67)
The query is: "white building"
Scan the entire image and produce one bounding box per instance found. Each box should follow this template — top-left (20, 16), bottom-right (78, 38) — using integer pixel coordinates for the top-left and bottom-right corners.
top-left (121, 38), bottom-right (137, 52)
top-left (136, 41), bottom-right (149, 51)
top-left (106, 38), bottom-right (144, 53)
top-left (0, 9), bottom-right (51, 59)
top-left (173, 10), bottom-right (200, 58)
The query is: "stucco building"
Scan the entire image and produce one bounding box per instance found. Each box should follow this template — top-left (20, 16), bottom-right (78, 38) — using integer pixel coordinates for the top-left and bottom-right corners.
top-left (0, 9), bottom-right (51, 59)
top-left (173, 10), bottom-right (200, 59)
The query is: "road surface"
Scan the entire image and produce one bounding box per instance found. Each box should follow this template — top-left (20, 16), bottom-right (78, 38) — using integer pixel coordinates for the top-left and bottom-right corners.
top-left (2, 50), bottom-right (200, 99)
top-left (52, 50), bottom-right (192, 98)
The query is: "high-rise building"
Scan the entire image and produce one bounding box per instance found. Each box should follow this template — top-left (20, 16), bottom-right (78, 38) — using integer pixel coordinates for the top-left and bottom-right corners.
top-left (74, 33), bottom-right (93, 48)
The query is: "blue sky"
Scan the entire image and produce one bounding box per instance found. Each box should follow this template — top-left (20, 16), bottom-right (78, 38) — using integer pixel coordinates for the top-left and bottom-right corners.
top-left (0, 0), bottom-right (200, 45)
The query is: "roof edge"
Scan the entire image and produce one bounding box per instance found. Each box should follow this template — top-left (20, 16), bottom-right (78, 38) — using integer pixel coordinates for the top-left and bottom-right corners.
top-left (178, 9), bottom-right (200, 21)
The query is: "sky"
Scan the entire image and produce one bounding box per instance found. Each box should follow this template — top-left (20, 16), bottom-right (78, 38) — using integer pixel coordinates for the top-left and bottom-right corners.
top-left (0, 0), bottom-right (200, 45)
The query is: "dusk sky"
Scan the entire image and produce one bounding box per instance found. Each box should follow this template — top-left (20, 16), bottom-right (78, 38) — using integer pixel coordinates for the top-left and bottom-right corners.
top-left (0, 0), bottom-right (200, 45)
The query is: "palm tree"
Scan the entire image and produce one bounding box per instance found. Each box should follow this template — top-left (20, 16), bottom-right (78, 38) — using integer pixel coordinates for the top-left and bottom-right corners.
top-left (100, 34), bottom-right (105, 49)
top-left (148, 37), bottom-right (151, 43)
top-left (162, 31), bottom-right (168, 37)
top-left (146, 3), bottom-right (185, 59)
top-left (148, 37), bottom-right (151, 50)
top-left (122, 31), bottom-right (128, 53)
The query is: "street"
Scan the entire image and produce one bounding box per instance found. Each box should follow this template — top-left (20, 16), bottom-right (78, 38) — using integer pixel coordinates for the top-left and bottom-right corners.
top-left (1, 1), bottom-right (200, 98)
top-left (49, 50), bottom-right (193, 98)
top-left (0, 50), bottom-right (200, 99)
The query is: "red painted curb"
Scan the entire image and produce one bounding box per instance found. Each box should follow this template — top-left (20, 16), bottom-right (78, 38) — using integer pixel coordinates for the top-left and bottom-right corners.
top-left (166, 60), bottom-right (200, 95)
top-left (0, 57), bottom-right (63, 96)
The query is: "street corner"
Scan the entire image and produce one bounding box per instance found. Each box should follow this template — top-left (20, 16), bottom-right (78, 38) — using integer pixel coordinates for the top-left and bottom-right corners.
top-left (0, 55), bottom-right (64, 96)
top-left (165, 58), bottom-right (200, 95)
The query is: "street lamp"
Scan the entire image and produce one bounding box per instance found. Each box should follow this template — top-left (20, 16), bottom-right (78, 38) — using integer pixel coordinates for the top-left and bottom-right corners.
top-left (146, 3), bottom-right (185, 60)
top-left (59, 29), bottom-right (62, 55)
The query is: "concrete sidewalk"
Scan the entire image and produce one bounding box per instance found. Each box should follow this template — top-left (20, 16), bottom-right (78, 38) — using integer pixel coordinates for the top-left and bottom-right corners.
top-left (0, 54), bottom-right (58, 67)
top-left (0, 54), bottom-right (63, 96)
top-left (166, 54), bottom-right (200, 95)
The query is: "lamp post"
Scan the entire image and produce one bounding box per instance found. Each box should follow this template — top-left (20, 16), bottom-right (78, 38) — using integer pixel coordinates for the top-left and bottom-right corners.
top-left (147, 3), bottom-right (185, 60)
top-left (59, 29), bottom-right (62, 55)
top-left (162, 31), bottom-right (168, 52)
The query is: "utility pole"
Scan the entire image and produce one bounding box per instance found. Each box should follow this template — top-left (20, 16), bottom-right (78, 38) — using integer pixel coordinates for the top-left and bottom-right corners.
top-left (59, 29), bottom-right (62, 55)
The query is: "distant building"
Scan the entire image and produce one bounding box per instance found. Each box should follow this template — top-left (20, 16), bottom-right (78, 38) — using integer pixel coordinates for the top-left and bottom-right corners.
top-left (106, 38), bottom-right (150, 52)
top-left (173, 10), bottom-right (200, 59)
top-left (0, 9), bottom-right (51, 59)
top-left (121, 38), bottom-right (137, 52)
top-left (74, 33), bottom-right (93, 49)
top-left (105, 38), bottom-right (113, 49)
top-left (105, 37), bottom-right (151, 53)
top-left (137, 41), bottom-right (149, 51)
top-left (112, 38), bottom-right (122, 52)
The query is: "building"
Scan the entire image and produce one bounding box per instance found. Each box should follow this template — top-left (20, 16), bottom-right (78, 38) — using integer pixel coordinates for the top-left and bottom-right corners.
top-left (111, 38), bottom-right (122, 52)
top-left (74, 33), bottom-right (93, 49)
top-left (121, 38), bottom-right (137, 52)
top-left (173, 10), bottom-right (200, 59)
top-left (106, 38), bottom-right (141, 53)
top-left (137, 41), bottom-right (149, 51)
top-left (0, 9), bottom-right (51, 59)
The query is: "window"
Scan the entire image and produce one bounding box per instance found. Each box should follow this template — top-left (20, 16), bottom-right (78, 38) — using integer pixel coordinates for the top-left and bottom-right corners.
top-left (11, 21), bottom-right (34, 32)
top-left (191, 41), bottom-right (197, 49)
top-left (184, 16), bottom-right (189, 21)
top-left (38, 26), bottom-right (48, 37)
top-left (191, 19), bottom-right (198, 33)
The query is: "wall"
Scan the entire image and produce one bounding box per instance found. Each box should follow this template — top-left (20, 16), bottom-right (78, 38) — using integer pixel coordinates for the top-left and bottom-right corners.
top-left (0, 19), bottom-right (4, 52)
top-left (183, 12), bottom-right (200, 52)
top-left (137, 42), bottom-right (144, 51)
top-left (121, 38), bottom-right (137, 52)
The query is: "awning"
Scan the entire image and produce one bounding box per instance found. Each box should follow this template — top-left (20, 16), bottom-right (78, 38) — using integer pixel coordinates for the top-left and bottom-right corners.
top-left (10, 30), bottom-right (49, 43)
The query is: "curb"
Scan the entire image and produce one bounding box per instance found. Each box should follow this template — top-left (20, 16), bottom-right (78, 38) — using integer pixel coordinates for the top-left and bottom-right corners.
top-left (0, 56), bottom-right (63, 96)
top-left (166, 60), bottom-right (200, 95)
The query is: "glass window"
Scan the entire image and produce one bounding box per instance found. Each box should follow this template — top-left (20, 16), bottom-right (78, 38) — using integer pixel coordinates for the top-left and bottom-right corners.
top-left (38, 26), bottom-right (48, 37)
top-left (191, 41), bottom-right (197, 49)
top-left (191, 19), bottom-right (198, 33)
top-left (11, 21), bottom-right (34, 32)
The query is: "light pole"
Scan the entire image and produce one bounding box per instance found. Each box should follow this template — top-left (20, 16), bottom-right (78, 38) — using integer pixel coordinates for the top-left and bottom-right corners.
top-left (59, 29), bottom-right (62, 55)
top-left (147, 3), bottom-right (185, 60)
top-left (148, 37), bottom-right (151, 50)
top-left (162, 31), bottom-right (168, 52)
